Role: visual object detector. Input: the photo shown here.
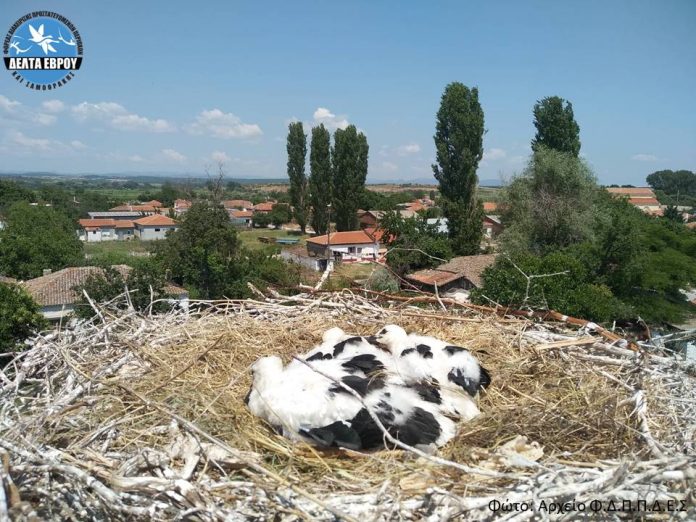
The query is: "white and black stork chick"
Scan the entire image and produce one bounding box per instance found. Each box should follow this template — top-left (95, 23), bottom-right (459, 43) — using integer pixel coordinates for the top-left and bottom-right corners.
top-left (246, 335), bottom-right (457, 450)
top-left (371, 324), bottom-right (490, 420)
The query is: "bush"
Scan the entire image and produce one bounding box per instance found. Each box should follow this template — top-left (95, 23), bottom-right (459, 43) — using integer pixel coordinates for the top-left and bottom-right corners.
top-left (0, 283), bottom-right (46, 353)
top-left (365, 268), bottom-right (400, 293)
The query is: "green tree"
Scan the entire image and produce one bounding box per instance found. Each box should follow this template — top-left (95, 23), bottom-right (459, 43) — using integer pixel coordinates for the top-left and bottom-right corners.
top-left (379, 211), bottom-right (453, 277)
top-left (531, 96), bottom-right (581, 157)
top-left (269, 203), bottom-right (292, 228)
top-left (0, 180), bottom-right (35, 211)
top-left (500, 146), bottom-right (597, 255)
top-left (286, 122), bottom-right (309, 233)
top-left (432, 82), bottom-right (485, 255)
top-left (646, 170), bottom-right (696, 197)
top-left (663, 205), bottom-right (683, 223)
top-left (0, 283), bottom-right (46, 352)
top-left (332, 125), bottom-right (369, 231)
top-left (0, 202), bottom-right (84, 279)
top-left (74, 264), bottom-right (168, 318)
top-left (155, 202), bottom-right (239, 299)
top-left (309, 124), bottom-right (333, 235)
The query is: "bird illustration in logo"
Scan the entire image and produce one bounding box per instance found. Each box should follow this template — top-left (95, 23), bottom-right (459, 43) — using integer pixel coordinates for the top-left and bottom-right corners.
top-left (58, 29), bottom-right (76, 46)
top-left (9, 37), bottom-right (31, 54)
top-left (27, 24), bottom-right (60, 54)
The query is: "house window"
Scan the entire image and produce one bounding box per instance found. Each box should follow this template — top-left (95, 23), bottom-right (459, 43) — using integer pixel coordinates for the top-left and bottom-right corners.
top-left (154, 228), bottom-right (161, 232)
top-left (348, 246), bottom-right (356, 254)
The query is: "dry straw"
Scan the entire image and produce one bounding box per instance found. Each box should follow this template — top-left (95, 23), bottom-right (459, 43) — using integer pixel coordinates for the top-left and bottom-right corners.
top-left (0, 288), bottom-right (694, 520)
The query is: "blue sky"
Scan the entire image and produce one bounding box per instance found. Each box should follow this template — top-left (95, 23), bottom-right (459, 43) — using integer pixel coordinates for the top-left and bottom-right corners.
top-left (1, 1), bottom-right (694, 185)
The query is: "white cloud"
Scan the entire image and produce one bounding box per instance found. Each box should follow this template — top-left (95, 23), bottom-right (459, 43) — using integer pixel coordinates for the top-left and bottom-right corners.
top-left (32, 113), bottom-right (57, 126)
top-left (5, 130), bottom-right (84, 155)
top-left (380, 161), bottom-right (398, 173)
top-left (396, 143), bottom-right (420, 156)
top-left (0, 95), bottom-right (21, 113)
top-left (41, 100), bottom-right (65, 113)
top-left (161, 148), bottom-right (186, 163)
top-left (128, 154), bottom-right (145, 163)
top-left (189, 109), bottom-right (262, 139)
top-left (72, 101), bottom-right (175, 133)
top-left (312, 107), bottom-right (350, 131)
top-left (483, 148), bottom-right (507, 161)
top-left (631, 153), bottom-right (658, 162)
top-left (211, 150), bottom-right (230, 163)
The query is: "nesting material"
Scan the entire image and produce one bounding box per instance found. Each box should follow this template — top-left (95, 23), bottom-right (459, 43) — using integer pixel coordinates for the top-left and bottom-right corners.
top-left (0, 290), bottom-right (694, 520)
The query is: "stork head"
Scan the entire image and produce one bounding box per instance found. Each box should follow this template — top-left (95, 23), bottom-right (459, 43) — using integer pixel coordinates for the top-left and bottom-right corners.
top-left (250, 356), bottom-right (283, 387)
top-left (370, 324), bottom-right (409, 353)
top-left (322, 327), bottom-right (346, 344)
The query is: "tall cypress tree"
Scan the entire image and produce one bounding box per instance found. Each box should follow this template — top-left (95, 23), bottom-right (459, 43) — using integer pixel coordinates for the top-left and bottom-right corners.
top-left (286, 122), bottom-right (308, 233)
top-left (309, 124), bottom-right (332, 235)
top-left (332, 125), bottom-right (369, 231)
top-left (432, 82), bottom-right (485, 255)
top-left (531, 96), bottom-right (581, 157)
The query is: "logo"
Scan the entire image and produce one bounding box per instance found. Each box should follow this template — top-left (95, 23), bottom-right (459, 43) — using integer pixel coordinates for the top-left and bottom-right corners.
top-left (3, 11), bottom-right (83, 90)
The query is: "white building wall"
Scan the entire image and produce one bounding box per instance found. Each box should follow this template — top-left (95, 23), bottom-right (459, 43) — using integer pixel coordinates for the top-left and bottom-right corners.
top-left (136, 225), bottom-right (177, 240)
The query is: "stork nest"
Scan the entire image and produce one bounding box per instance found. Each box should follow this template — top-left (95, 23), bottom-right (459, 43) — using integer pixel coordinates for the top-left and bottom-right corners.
top-left (1, 289), bottom-right (695, 520)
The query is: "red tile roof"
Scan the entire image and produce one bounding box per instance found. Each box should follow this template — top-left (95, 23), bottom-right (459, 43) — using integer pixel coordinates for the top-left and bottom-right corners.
top-left (253, 202), bottom-right (275, 212)
top-left (174, 199), bottom-right (192, 208)
top-left (483, 201), bottom-right (498, 212)
top-left (606, 187), bottom-right (656, 197)
top-left (406, 254), bottom-right (497, 289)
top-left (110, 204), bottom-right (157, 212)
top-left (627, 197), bottom-right (661, 206)
top-left (79, 219), bottom-right (136, 229)
top-left (133, 214), bottom-right (177, 227)
top-left (231, 209), bottom-right (253, 218)
top-left (142, 200), bottom-right (163, 207)
top-left (22, 265), bottom-right (187, 307)
top-left (224, 199), bottom-right (253, 209)
top-left (686, 222), bottom-right (696, 229)
top-left (306, 230), bottom-right (379, 246)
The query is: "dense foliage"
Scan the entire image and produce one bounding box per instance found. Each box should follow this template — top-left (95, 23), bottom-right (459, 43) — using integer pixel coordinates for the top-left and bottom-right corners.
top-left (379, 211), bottom-right (453, 276)
top-left (647, 170), bottom-right (696, 208)
top-left (74, 264), bottom-right (168, 318)
top-left (332, 125), bottom-right (369, 232)
top-left (286, 122), bottom-right (309, 232)
top-left (0, 202), bottom-right (84, 279)
top-left (309, 124), bottom-right (332, 235)
top-left (531, 96), bottom-right (581, 157)
top-left (432, 82), bottom-right (484, 255)
top-left (0, 283), bottom-right (46, 353)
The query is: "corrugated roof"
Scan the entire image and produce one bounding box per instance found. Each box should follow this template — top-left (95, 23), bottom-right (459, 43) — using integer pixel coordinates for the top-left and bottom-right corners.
top-left (306, 230), bottom-right (378, 246)
top-left (406, 254), bottom-right (497, 289)
top-left (88, 211), bottom-right (142, 218)
top-left (22, 265), bottom-right (187, 307)
top-left (133, 214), bottom-right (177, 227)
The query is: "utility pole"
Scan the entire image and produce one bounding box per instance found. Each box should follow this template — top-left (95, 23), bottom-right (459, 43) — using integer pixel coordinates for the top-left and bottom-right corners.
top-left (326, 203), bottom-right (332, 275)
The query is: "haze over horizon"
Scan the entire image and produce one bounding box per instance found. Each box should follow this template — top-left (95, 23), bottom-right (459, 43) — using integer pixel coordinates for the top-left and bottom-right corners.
top-left (1, 1), bottom-right (694, 185)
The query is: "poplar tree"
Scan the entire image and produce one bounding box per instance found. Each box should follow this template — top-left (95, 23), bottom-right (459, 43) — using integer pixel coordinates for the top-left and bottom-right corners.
top-left (309, 124), bottom-right (332, 235)
top-left (432, 82), bottom-right (485, 255)
top-left (286, 122), bottom-right (309, 232)
top-left (531, 96), bottom-right (581, 157)
top-left (332, 125), bottom-right (368, 231)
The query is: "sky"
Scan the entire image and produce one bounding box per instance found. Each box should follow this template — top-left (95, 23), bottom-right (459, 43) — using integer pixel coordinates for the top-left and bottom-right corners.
top-left (0, 0), bottom-right (694, 185)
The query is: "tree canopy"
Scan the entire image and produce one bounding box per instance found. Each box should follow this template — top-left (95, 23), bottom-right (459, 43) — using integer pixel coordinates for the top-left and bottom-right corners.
top-left (309, 124), bottom-right (332, 235)
top-left (0, 202), bottom-right (84, 280)
top-left (531, 96), bottom-right (581, 157)
top-left (286, 122), bottom-right (309, 232)
top-left (432, 82), bottom-right (484, 255)
top-left (332, 125), bottom-right (369, 232)
top-left (0, 283), bottom-right (46, 353)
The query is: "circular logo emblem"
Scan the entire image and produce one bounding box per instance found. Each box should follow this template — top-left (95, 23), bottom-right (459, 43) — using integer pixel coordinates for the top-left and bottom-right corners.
top-left (3, 11), bottom-right (82, 90)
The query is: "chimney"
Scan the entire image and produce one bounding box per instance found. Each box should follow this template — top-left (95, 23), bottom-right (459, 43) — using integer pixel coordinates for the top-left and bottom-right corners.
top-left (43, 269), bottom-right (52, 276)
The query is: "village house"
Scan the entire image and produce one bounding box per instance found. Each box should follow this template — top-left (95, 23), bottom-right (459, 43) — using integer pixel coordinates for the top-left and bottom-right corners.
top-left (78, 219), bottom-right (135, 242)
top-left (174, 199), bottom-right (192, 215)
top-left (133, 214), bottom-right (178, 240)
top-left (253, 201), bottom-right (276, 213)
top-left (606, 187), bottom-right (663, 215)
top-left (230, 209), bottom-right (253, 227)
top-left (87, 211), bottom-right (142, 221)
top-left (357, 209), bottom-right (417, 229)
top-left (305, 230), bottom-right (381, 267)
top-left (405, 254), bottom-right (497, 294)
top-left (224, 199), bottom-right (254, 211)
top-left (110, 204), bottom-right (161, 215)
top-left (426, 215), bottom-right (504, 239)
top-left (21, 265), bottom-right (188, 321)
